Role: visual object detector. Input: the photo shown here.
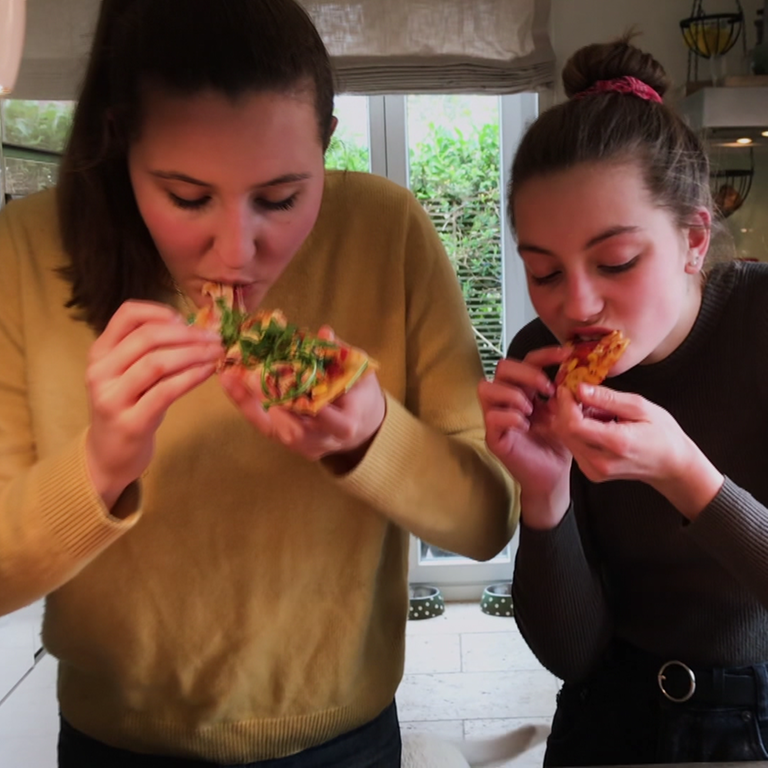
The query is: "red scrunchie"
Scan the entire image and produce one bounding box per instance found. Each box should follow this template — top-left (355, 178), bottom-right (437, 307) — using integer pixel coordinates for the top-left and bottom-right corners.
top-left (574, 76), bottom-right (663, 104)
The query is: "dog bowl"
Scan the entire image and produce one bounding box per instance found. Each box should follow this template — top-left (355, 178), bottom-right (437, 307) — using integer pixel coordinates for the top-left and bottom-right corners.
top-left (408, 585), bottom-right (445, 620)
top-left (480, 582), bottom-right (514, 617)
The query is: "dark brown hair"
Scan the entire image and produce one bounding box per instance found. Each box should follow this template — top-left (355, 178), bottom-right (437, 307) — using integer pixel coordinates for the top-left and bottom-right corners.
top-left (508, 36), bottom-right (719, 250)
top-left (57, 0), bottom-right (336, 332)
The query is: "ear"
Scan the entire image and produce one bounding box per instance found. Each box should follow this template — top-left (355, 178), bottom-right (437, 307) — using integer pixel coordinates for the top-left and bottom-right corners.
top-left (684, 208), bottom-right (711, 275)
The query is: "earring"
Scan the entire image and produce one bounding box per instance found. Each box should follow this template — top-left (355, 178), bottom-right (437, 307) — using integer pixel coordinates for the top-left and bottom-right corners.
top-left (688, 256), bottom-right (699, 267)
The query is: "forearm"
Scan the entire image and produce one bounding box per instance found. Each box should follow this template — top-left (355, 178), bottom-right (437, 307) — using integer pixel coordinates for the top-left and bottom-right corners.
top-left (513, 507), bottom-right (612, 681)
top-left (332, 394), bottom-right (517, 561)
top-left (688, 476), bottom-right (768, 608)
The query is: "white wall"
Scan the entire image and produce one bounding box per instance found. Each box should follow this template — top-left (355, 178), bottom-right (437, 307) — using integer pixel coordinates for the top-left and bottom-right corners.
top-left (549, 0), bottom-right (764, 100)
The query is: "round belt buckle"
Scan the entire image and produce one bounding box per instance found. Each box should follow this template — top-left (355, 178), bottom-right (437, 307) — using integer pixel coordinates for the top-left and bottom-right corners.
top-left (658, 660), bottom-right (696, 703)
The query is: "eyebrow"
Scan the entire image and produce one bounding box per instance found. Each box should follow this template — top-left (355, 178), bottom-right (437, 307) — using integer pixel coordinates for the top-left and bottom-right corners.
top-left (518, 225), bottom-right (642, 257)
top-left (150, 171), bottom-right (312, 188)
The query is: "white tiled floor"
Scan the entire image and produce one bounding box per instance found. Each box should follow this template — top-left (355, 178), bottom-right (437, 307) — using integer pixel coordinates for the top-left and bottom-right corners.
top-left (0, 602), bottom-right (557, 766)
top-left (399, 601), bottom-right (557, 767)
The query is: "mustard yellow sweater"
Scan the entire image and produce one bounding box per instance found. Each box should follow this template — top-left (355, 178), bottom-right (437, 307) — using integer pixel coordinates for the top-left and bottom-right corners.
top-left (0, 171), bottom-right (516, 762)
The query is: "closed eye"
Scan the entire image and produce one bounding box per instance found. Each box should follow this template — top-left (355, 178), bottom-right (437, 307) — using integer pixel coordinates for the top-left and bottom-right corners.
top-left (600, 255), bottom-right (640, 275)
top-left (170, 193), bottom-right (210, 210)
top-left (258, 194), bottom-right (297, 212)
top-left (529, 270), bottom-right (561, 286)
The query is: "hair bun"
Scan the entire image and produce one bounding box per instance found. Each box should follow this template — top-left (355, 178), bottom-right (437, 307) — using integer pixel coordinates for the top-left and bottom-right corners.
top-left (562, 35), bottom-right (670, 100)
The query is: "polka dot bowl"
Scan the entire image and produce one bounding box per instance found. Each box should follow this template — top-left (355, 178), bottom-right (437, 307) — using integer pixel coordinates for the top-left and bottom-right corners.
top-left (480, 582), bottom-right (514, 617)
top-left (408, 585), bottom-right (445, 620)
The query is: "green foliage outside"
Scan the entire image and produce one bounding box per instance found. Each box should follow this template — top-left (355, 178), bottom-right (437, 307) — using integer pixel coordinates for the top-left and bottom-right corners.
top-left (327, 123), bottom-right (504, 376)
top-left (3, 100), bottom-right (74, 153)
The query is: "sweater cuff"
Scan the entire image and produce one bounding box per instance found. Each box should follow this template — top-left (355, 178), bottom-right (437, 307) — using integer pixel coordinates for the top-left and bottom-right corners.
top-left (519, 502), bottom-right (578, 553)
top-left (332, 393), bottom-right (423, 505)
top-left (36, 432), bottom-right (141, 562)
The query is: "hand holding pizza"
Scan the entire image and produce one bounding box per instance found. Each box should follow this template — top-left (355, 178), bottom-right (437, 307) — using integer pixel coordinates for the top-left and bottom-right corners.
top-left (219, 327), bottom-right (386, 464)
top-left (478, 346), bottom-right (574, 529)
top-left (85, 301), bottom-right (222, 509)
top-left (552, 384), bottom-right (724, 520)
top-left (195, 283), bottom-right (385, 464)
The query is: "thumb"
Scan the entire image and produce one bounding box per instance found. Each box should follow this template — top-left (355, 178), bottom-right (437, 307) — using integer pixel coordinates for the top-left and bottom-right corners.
top-left (577, 384), bottom-right (645, 422)
top-left (316, 325), bottom-right (336, 342)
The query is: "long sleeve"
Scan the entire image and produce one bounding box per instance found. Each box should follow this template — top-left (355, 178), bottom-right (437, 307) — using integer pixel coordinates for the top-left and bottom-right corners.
top-left (334, 193), bottom-right (517, 561)
top-left (512, 497), bottom-right (612, 681)
top-left (0, 199), bottom-right (140, 617)
top-left (688, 478), bottom-right (768, 609)
top-left (505, 319), bottom-right (613, 680)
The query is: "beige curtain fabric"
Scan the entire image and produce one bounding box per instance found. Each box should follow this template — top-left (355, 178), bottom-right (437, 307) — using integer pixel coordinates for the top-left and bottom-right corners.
top-left (12, 0), bottom-right (99, 100)
top-left (12, 0), bottom-right (554, 100)
top-left (305, 0), bottom-right (555, 94)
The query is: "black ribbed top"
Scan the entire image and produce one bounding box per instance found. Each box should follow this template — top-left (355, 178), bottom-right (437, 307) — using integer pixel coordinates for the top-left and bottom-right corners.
top-left (509, 261), bottom-right (768, 680)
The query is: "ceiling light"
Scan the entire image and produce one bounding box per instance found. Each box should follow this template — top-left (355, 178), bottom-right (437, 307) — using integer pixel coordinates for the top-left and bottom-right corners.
top-left (762, 131), bottom-right (768, 138)
top-left (736, 137), bottom-right (753, 145)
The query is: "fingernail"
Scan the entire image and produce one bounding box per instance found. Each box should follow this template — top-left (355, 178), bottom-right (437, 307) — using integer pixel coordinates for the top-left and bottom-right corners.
top-left (581, 385), bottom-right (594, 397)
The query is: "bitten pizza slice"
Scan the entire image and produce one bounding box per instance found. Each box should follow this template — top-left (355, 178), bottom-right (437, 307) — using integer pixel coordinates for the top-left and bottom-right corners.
top-left (555, 330), bottom-right (630, 398)
top-left (192, 282), bottom-right (376, 415)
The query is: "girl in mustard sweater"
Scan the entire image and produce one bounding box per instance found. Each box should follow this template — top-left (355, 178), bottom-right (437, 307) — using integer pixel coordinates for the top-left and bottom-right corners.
top-left (0, 1), bottom-right (515, 765)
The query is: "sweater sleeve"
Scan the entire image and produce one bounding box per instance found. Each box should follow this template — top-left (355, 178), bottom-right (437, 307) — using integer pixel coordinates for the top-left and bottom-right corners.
top-left (0, 203), bottom-right (141, 617)
top-left (333, 193), bottom-right (517, 562)
top-left (512, 505), bottom-right (613, 681)
top-left (687, 477), bottom-right (768, 609)
top-left (506, 326), bottom-right (613, 681)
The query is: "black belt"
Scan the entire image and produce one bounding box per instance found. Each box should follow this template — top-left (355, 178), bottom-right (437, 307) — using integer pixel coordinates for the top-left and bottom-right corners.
top-left (657, 659), bottom-right (756, 705)
top-left (606, 641), bottom-right (760, 707)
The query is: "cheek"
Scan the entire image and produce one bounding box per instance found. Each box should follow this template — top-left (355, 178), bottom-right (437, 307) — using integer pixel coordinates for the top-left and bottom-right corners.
top-left (527, 285), bottom-right (560, 332)
top-left (265, 196), bottom-right (323, 267)
top-left (142, 209), bottom-right (205, 265)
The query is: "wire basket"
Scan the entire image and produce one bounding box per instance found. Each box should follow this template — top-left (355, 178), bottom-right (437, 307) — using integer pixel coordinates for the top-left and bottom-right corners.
top-left (711, 168), bottom-right (754, 217)
top-left (681, 1), bottom-right (746, 86)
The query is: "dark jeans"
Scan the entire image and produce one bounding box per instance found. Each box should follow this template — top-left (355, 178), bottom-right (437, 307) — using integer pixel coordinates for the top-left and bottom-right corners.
top-left (544, 641), bottom-right (768, 766)
top-left (58, 701), bottom-right (401, 768)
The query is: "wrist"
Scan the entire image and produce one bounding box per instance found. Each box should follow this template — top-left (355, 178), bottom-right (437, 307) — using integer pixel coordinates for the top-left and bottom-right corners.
top-left (85, 433), bottom-right (130, 513)
top-left (654, 439), bottom-right (724, 521)
top-left (520, 480), bottom-right (571, 530)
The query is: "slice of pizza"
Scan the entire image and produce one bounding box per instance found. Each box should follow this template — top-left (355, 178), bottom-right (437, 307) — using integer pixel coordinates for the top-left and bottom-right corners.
top-left (555, 330), bottom-right (630, 398)
top-left (193, 282), bottom-right (376, 415)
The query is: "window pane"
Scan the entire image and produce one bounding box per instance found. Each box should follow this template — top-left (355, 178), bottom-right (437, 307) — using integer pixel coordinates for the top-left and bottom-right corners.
top-left (406, 95), bottom-right (504, 379)
top-left (3, 155), bottom-right (58, 199)
top-left (2, 100), bottom-right (74, 154)
top-left (325, 95), bottom-right (370, 172)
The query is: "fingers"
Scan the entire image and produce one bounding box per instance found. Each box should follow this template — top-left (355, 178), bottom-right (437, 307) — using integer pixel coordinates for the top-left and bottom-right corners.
top-left (493, 356), bottom-right (558, 400)
top-left (131, 360), bottom-right (218, 428)
top-left (478, 378), bottom-right (534, 418)
top-left (92, 300), bottom-right (186, 357)
top-left (522, 345), bottom-right (572, 369)
top-left (219, 368), bottom-right (304, 443)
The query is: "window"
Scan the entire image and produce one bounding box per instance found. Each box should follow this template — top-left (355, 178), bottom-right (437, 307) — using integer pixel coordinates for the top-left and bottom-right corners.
top-left (1, 99), bottom-right (72, 202)
top-left (333, 93), bottom-right (537, 597)
top-left (325, 95), bottom-right (370, 172)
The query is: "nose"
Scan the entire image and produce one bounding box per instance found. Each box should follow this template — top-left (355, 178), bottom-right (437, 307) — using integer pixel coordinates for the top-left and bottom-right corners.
top-left (213, 204), bottom-right (258, 270)
top-left (562, 272), bottom-right (603, 322)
